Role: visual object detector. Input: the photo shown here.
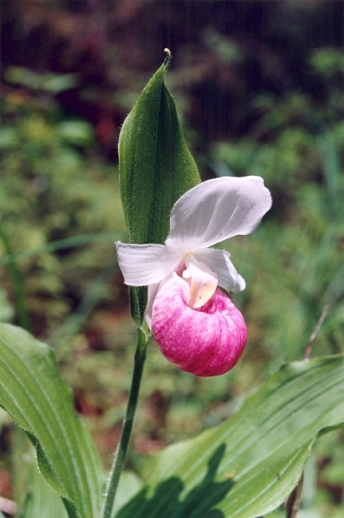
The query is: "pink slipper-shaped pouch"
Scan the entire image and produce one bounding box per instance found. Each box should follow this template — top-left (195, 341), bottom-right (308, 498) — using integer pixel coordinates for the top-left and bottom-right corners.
top-left (152, 273), bottom-right (247, 376)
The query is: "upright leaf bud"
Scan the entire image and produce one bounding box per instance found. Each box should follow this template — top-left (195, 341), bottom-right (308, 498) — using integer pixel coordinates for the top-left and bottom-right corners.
top-left (118, 50), bottom-right (201, 324)
top-left (118, 49), bottom-right (200, 246)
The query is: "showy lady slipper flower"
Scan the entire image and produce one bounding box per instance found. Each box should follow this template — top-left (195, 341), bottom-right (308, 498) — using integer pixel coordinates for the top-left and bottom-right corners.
top-left (116, 176), bottom-right (272, 376)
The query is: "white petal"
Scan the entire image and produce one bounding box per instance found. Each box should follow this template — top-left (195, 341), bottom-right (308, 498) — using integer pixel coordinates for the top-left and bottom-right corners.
top-left (115, 242), bottom-right (181, 286)
top-left (194, 248), bottom-right (246, 293)
top-left (166, 176), bottom-right (272, 249)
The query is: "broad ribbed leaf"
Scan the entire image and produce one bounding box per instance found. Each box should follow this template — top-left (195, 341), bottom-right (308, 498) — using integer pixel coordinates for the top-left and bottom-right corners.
top-left (116, 355), bottom-right (344, 518)
top-left (118, 51), bottom-right (200, 247)
top-left (0, 323), bottom-right (103, 518)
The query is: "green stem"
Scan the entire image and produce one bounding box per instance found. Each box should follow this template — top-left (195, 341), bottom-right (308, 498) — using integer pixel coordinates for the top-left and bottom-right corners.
top-left (101, 327), bottom-right (148, 518)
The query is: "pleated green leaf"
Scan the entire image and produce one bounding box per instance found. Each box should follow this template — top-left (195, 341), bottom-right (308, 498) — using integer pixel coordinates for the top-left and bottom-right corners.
top-left (116, 355), bottom-right (344, 518)
top-left (0, 323), bottom-right (103, 518)
top-left (118, 50), bottom-right (200, 247)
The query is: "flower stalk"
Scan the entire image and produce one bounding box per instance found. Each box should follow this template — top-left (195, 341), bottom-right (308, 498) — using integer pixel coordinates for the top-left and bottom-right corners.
top-left (101, 326), bottom-right (149, 518)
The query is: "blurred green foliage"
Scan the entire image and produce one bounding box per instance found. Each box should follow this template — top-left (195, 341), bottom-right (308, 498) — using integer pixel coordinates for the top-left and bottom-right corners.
top-left (0, 92), bottom-right (125, 337)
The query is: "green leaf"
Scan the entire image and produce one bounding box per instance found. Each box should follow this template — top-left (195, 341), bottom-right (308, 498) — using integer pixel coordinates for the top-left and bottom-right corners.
top-left (0, 323), bottom-right (103, 518)
top-left (19, 451), bottom-right (69, 518)
top-left (110, 471), bottom-right (143, 518)
top-left (118, 51), bottom-right (200, 246)
top-left (5, 66), bottom-right (78, 93)
top-left (118, 51), bottom-right (200, 324)
top-left (116, 356), bottom-right (344, 518)
top-left (57, 121), bottom-right (94, 148)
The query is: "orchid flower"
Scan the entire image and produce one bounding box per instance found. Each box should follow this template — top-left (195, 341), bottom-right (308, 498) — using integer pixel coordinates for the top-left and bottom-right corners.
top-left (116, 176), bottom-right (272, 376)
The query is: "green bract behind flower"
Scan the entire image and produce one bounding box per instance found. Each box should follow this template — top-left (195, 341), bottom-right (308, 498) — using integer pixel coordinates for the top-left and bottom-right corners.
top-left (118, 50), bottom-right (201, 247)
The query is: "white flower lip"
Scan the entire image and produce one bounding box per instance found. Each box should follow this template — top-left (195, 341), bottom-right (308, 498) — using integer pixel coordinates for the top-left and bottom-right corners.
top-left (116, 175), bottom-right (272, 297)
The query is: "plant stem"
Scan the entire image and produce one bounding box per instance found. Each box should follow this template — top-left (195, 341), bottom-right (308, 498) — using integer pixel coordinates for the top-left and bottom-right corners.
top-left (101, 327), bottom-right (148, 518)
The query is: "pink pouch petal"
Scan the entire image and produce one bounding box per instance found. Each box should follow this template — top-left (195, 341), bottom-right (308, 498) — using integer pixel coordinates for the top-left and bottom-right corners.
top-left (151, 273), bottom-right (247, 376)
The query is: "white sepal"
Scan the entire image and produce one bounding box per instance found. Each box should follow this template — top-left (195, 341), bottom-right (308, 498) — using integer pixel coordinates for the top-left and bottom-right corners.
top-left (115, 242), bottom-right (180, 286)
